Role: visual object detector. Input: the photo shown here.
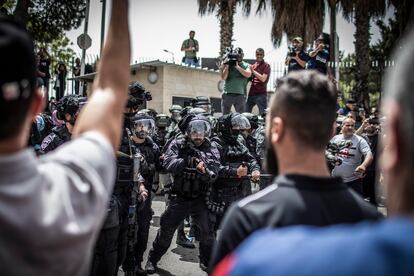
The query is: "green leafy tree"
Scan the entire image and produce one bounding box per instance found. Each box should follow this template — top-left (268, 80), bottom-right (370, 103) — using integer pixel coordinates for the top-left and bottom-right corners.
top-left (2, 0), bottom-right (86, 43)
top-left (255, 0), bottom-right (325, 47)
top-left (340, 0), bottom-right (386, 110)
top-left (198, 0), bottom-right (262, 56)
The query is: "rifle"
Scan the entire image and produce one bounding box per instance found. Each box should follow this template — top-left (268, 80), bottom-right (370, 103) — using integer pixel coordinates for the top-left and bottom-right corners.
top-left (187, 143), bottom-right (217, 180)
top-left (122, 128), bottom-right (144, 276)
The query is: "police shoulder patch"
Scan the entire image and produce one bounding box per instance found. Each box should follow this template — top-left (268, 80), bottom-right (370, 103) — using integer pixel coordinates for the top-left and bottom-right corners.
top-left (40, 134), bottom-right (55, 151)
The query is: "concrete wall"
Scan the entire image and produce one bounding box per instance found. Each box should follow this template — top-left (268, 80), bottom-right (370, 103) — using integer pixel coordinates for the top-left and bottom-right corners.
top-left (83, 64), bottom-right (221, 115)
top-left (130, 65), bottom-right (220, 114)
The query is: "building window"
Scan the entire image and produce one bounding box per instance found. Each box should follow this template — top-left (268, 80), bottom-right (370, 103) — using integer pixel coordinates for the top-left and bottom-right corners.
top-left (172, 96), bottom-right (193, 108)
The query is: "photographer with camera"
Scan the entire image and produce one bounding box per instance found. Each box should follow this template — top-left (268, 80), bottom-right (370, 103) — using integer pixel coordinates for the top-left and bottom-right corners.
top-left (181, 30), bottom-right (199, 67)
top-left (220, 47), bottom-right (252, 114)
top-left (308, 34), bottom-right (330, 75)
top-left (246, 48), bottom-right (270, 114)
top-left (285, 37), bottom-right (309, 73)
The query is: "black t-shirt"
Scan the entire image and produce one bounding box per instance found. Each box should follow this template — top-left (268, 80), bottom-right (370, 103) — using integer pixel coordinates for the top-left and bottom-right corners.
top-left (287, 50), bottom-right (309, 72)
top-left (39, 58), bottom-right (51, 78)
top-left (209, 174), bottom-right (382, 271)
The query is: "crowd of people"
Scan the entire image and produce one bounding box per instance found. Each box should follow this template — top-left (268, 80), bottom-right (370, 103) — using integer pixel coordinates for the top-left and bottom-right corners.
top-left (1, 0), bottom-right (414, 276)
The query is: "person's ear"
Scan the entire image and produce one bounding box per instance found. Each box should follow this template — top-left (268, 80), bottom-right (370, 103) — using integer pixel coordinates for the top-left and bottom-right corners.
top-left (65, 113), bottom-right (71, 122)
top-left (28, 88), bottom-right (45, 120)
top-left (271, 116), bottom-right (284, 144)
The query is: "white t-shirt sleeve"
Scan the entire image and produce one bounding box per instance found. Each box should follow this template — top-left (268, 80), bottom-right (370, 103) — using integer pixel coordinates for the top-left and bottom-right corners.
top-left (358, 136), bottom-right (372, 156)
top-left (38, 131), bottom-right (116, 238)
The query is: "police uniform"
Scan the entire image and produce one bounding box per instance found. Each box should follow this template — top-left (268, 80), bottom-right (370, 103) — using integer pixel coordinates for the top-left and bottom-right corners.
top-left (132, 136), bottom-right (161, 266)
top-left (29, 113), bottom-right (54, 153)
top-left (92, 118), bottom-right (140, 276)
top-left (40, 125), bottom-right (71, 153)
top-left (146, 130), bottom-right (220, 271)
top-left (208, 114), bottom-right (260, 224)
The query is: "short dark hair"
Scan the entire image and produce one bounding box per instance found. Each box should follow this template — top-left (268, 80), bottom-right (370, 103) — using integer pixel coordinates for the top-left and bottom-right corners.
top-left (269, 70), bottom-right (337, 150)
top-left (256, 48), bottom-right (264, 53)
top-left (0, 16), bottom-right (36, 140)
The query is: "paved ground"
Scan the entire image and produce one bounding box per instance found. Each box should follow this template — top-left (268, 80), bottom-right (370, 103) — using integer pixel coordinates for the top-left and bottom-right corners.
top-left (118, 195), bottom-right (206, 276)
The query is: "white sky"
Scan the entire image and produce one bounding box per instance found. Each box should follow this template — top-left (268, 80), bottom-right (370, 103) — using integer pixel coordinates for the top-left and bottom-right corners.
top-left (66, 0), bottom-right (393, 65)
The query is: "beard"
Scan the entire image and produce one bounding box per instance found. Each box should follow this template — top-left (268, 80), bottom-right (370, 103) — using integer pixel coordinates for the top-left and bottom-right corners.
top-left (192, 138), bottom-right (203, 146)
top-left (264, 136), bottom-right (279, 176)
top-left (137, 131), bottom-right (147, 139)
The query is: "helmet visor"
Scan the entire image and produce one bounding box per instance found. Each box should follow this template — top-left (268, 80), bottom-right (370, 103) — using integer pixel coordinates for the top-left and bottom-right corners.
top-left (134, 118), bottom-right (155, 137)
top-left (186, 119), bottom-right (211, 139)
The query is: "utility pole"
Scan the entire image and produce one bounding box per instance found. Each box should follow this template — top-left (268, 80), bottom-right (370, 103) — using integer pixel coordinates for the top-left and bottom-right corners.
top-left (100, 0), bottom-right (106, 54)
top-left (80, 0), bottom-right (90, 95)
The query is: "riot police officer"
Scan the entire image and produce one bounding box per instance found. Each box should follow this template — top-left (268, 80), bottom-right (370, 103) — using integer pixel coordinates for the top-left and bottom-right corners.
top-left (241, 112), bottom-right (262, 166)
top-left (145, 115), bottom-right (220, 274)
top-left (129, 113), bottom-right (161, 274)
top-left (165, 104), bottom-right (183, 142)
top-left (208, 113), bottom-right (261, 225)
top-left (160, 111), bottom-right (196, 249)
top-left (192, 96), bottom-right (217, 131)
top-left (40, 95), bottom-right (79, 153)
top-left (97, 81), bottom-right (150, 276)
top-left (29, 112), bottom-right (54, 154)
top-left (153, 113), bottom-right (170, 149)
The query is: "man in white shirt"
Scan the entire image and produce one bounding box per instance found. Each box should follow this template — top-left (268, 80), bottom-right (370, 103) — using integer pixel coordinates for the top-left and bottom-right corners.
top-left (330, 118), bottom-right (373, 195)
top-left (0, 0), bottom-right (131, 275)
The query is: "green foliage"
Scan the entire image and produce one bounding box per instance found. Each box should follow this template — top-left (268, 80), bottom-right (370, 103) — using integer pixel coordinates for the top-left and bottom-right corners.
top-left (3, 0), bottom-right (86, 43)
top-left (0, 0), bottom-right (16, 13)
top-left (28, 0), bottom-right (85, 43)
top-left (339, 11), bottom-right (402, 109)
top-left (36, 33), bottom-right (76, 79)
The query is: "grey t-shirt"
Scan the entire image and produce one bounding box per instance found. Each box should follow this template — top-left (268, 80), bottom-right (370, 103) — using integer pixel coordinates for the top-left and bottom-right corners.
top-left (330, 134), bottom-right (371, 183)
top-left (0, 132), bottom-right (115, 276)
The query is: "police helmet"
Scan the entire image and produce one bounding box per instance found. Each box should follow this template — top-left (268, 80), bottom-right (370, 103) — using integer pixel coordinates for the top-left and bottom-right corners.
top-left (189, 107), bottom-right (207, 115)
top-left (169, 104), bottom-right (183, 113)
top-left (56, 95), bottom-right (79, 121)
top-left (155, 113), bottom-right (170, 128)
top-left (231, 113), bottom-right (251, 130)
top-left (132, 113), bottom-right (155, 139)
top-left (186, 115), bottom-right (211, 146)
top-left (242, 112), bottom-right (259, 129)
top-left (191, 96), bottom-right (212, 114)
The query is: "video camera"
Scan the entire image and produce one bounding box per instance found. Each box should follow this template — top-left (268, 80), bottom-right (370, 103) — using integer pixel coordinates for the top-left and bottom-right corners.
top-left (288, 46), bottom-right (297, 57)
top-left (127, 82), bottom-right (152, 109)
top-left (223, 46), bottom-right (241, 66)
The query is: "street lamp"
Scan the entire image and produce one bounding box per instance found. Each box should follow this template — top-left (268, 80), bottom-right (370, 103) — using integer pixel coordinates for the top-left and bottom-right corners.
top-left (163, 49), bottom-right (175, 63)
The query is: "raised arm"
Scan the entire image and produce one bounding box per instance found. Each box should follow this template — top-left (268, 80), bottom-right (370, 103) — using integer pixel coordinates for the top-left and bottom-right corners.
top-left (72, 0), bottom-right (131, 150)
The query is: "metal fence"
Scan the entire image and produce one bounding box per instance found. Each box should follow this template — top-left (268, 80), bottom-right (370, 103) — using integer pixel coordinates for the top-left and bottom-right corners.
top-left (57, 53), bottom-right (396, 98)
top-left (266, 60), bottom-right (396, 92)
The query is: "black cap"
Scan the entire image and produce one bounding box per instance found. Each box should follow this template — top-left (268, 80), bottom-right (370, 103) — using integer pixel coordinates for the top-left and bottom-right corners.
top-left (346, 99), bottom-right (356, 104)
top-left (0, 16), bottom-right (36, 103)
